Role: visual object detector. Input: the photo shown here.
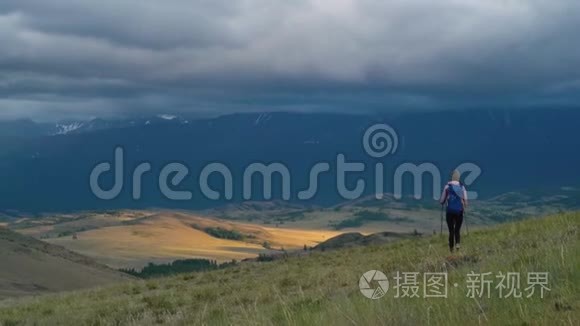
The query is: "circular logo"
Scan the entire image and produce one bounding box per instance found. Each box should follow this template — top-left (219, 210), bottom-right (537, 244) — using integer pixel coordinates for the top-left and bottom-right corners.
top-left (359, 270), bottom-right (389, 300)
top-left (363, 124), bottom-right (399, 158)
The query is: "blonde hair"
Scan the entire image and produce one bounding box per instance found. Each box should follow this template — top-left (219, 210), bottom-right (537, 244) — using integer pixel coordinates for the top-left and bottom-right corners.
top-left (451, 170), bottom-right (461, 182)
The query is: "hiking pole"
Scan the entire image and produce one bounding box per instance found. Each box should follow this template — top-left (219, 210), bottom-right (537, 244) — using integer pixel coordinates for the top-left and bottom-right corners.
top-left (440, 204), bottom-right (444, 236)
top-left (464, 211), bottom-right (469, 236)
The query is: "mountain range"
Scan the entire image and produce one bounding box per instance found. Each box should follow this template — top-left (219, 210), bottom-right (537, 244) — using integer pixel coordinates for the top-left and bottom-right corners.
top-left (0, 108), bottom-right (579, 212)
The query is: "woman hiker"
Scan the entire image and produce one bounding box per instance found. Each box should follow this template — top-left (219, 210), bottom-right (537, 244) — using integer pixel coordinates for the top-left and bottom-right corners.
top-left (439, 170), bottom-right (468, 252)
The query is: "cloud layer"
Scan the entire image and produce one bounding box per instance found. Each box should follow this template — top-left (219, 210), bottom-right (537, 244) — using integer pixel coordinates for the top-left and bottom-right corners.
top-left (1, 0), bottom-right (579, 120)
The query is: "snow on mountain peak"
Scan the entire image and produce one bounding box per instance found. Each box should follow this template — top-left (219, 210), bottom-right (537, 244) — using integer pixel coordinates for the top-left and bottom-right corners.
top-left (157, 114), bottom-right (178, 120)
top-left (55, 122), bottom-right (85, 135)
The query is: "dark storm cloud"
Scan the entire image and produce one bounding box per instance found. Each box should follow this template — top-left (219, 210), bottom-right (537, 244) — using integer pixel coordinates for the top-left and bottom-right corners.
top-left (1, 0), bottom-right (580, 120)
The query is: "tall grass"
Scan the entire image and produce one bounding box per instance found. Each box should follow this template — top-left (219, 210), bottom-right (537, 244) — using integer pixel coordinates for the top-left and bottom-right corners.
top-left (0, 212), bottom-right (578, 325)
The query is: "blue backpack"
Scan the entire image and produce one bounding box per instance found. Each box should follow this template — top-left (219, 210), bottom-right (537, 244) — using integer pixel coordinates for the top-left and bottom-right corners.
top-left (446, 183), bottom-right (464, 214)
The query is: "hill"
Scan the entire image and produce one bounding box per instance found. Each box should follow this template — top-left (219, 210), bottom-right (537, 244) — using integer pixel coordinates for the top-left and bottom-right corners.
top-left (6, 187), bottom-right (579, 270)
top-left (0, 227), bottom-right (131, 299)
top-left (9, 211), bottom-right (339, 269)
top-left (313, 231), bottom-right (419, 251)
top-left (0, 212), bottom-right (577, 325)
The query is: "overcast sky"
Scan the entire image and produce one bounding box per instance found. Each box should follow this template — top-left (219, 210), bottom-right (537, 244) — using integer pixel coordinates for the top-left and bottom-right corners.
top-left (1, 0), bottom-right (579, 121)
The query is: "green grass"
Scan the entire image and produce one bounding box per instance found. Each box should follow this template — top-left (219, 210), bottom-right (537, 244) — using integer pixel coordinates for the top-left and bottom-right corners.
top-left (1, 212), bottom-right (578, 325)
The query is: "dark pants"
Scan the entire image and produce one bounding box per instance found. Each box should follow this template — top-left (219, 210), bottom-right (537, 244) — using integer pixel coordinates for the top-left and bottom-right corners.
top-left (446, 211), bottom-right (464, 250)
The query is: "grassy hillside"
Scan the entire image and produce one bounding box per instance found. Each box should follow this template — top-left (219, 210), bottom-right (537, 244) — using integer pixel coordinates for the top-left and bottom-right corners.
top-left (0, 228), bottom-right (131, 300)
top-left (0, 212), bottom-right (578, 325)
top-left (11, 212), bottom-right (339, 269)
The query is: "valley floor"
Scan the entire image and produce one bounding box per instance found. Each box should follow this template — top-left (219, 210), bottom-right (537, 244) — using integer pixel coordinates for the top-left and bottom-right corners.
top-left (12, 212), bottom-right (340, 269)
top-left (0, 212), bottom-right (578, 325)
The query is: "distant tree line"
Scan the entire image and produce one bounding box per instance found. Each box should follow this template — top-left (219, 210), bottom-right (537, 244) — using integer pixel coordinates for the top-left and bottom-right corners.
top-left (204, 227), bottom-right (246, 240)
top-left (189, 224), bottom-right (255, 241)
top-left (120, 259), bottom-right (237, 278)
top-left (56, 228), bottom-right (88, 238)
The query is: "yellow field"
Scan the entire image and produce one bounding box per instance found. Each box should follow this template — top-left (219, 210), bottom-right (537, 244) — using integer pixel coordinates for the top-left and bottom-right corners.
top-left (10, 205), bottom-right (471, 270)
top-left (40, 212), bottom-right (340, 269)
